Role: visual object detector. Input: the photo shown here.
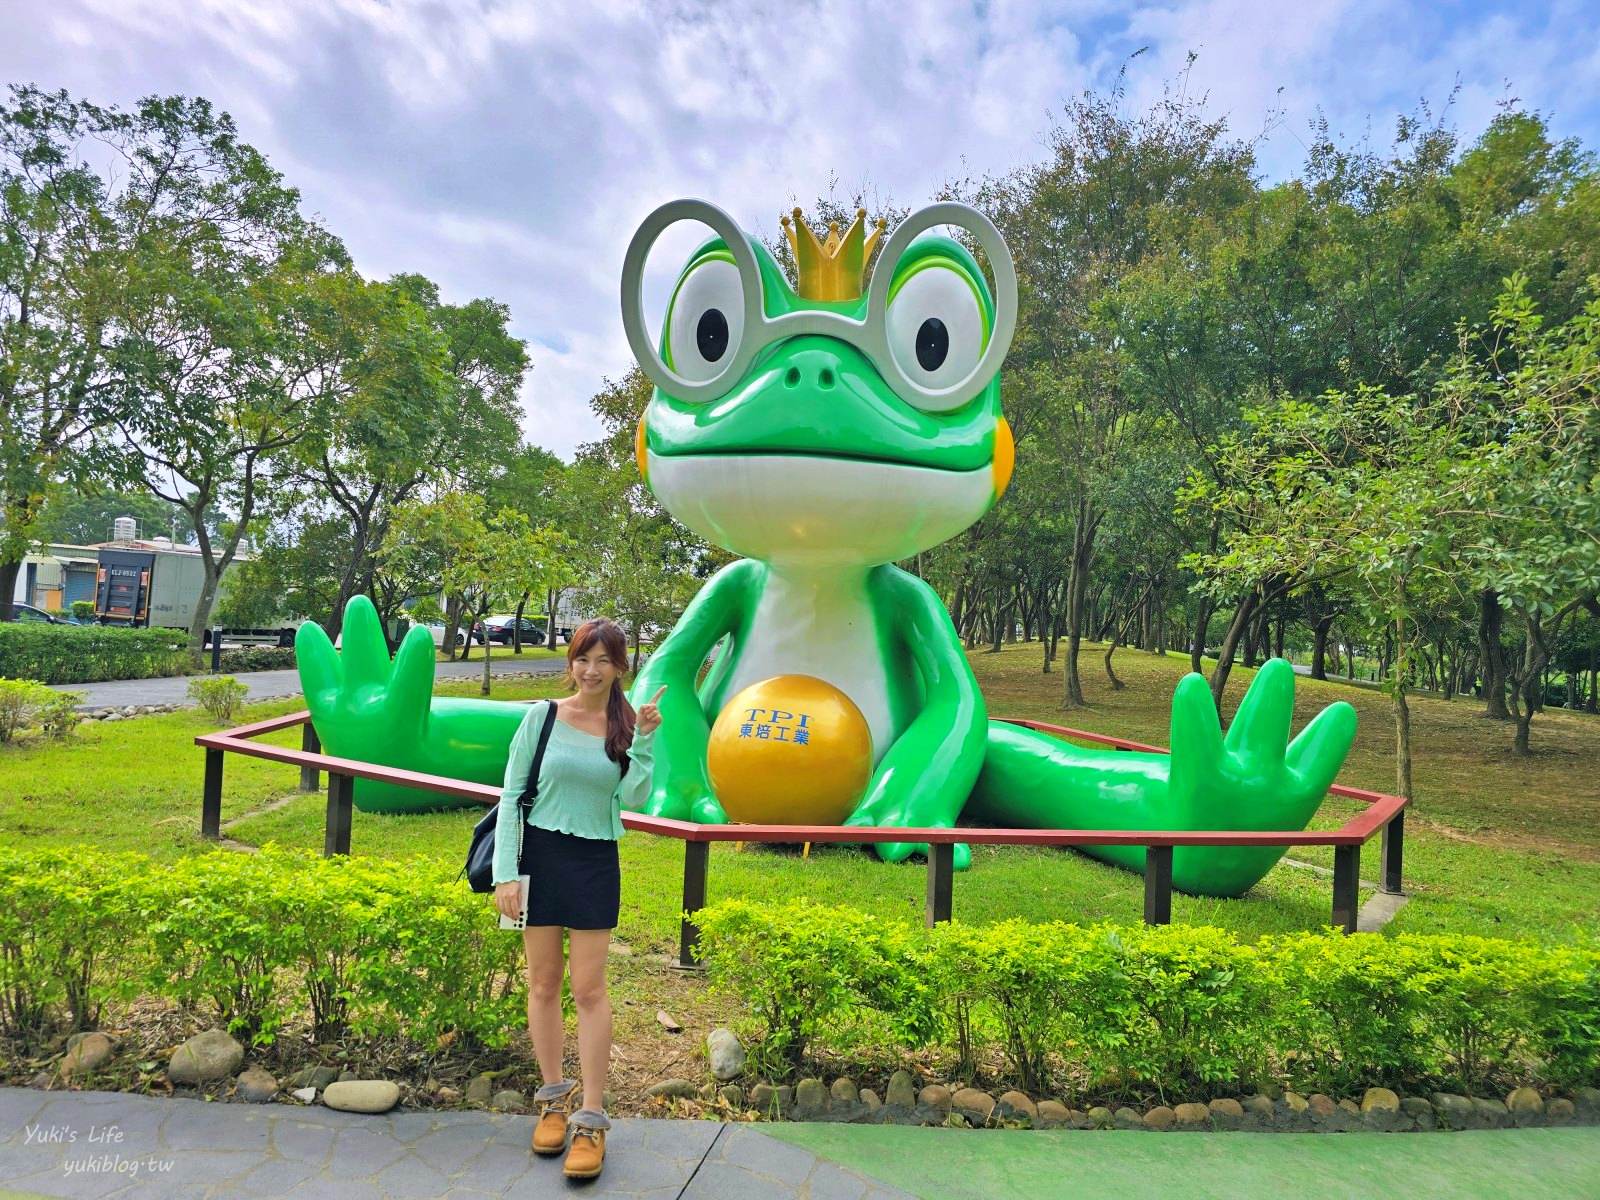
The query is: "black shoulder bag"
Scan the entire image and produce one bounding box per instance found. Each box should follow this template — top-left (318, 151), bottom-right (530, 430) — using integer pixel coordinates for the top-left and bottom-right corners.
top-left (461, 701), bottom-right (558, 893)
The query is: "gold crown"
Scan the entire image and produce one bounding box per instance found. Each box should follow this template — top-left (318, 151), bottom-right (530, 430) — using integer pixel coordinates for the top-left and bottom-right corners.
top-left (780, 207), bottom-right (887, 301)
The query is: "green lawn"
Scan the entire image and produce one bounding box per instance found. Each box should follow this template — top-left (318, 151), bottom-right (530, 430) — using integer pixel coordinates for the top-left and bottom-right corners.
top-left (4, 640), bottom-right (1595, 950)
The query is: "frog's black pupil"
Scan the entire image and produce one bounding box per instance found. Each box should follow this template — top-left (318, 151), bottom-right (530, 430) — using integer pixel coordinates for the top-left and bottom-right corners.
top-left (696, 309), bottom-right (729, 362)
top-left (916, 317), bottom-right (949, 371)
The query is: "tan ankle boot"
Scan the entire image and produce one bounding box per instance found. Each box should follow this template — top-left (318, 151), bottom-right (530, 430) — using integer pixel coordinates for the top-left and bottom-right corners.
top-left (563, 1112), bottom-right (608, 1179)
top-left (530, 1082), bottom-right (575, 1155)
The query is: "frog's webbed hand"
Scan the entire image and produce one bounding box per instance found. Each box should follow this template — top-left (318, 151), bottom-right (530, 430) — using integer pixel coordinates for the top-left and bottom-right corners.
top-left (1168, 658), bottom-right (1357, 832)
top-left (296, 594), bottom-right (435, 762)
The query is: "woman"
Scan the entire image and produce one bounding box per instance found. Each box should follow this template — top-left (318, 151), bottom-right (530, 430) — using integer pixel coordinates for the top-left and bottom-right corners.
top-left (491, 618), bottom-right (664, 1181)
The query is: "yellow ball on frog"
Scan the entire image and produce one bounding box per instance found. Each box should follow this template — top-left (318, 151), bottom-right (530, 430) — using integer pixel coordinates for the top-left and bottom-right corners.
top-left (707, 675), bottom-right (873, 826)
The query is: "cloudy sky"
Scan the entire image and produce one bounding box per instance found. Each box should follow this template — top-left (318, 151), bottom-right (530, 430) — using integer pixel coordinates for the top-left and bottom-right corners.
top-left (8, 0), bottom-right (1599, 460)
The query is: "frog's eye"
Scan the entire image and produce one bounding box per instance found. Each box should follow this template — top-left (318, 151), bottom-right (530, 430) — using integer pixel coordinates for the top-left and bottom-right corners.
top-left (665, 256), bottom-right (746, 387)
top-left (884, 261), bottom-right (987, 410)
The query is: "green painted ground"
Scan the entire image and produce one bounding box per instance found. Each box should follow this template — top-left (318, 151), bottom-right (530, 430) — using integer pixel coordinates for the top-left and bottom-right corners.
top-left (762, 1125), bottom-right (1600, 1200)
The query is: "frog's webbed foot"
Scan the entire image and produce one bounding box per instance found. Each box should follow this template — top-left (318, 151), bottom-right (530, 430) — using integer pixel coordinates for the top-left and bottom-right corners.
top-left (1168, 658), bottom-right (1357, 831)
top-left (635, 776), bottom-right (728, 825)
top-left (971, 658), bottom-right (1357, 896)
top-left (296, 594), bottom-right (435, 755)
top-left (843, 798), bottom-right (972, 870)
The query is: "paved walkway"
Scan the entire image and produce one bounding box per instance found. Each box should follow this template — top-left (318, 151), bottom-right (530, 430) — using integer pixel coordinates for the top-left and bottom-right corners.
top-left (0, 1088), bottom-right (910, 1200)
top-left (50, 655), bottom-right (569, 711)
top-left (5, 1088), bottom-right (1598, 1200)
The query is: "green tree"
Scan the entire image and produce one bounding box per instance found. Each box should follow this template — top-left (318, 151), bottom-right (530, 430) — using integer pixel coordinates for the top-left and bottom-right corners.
top-left (0, 87), bottom-right (125, 618)
top-left (292, 274), bottom-right (526, 639)
top-left (107, 106), bottom-right (345, 651)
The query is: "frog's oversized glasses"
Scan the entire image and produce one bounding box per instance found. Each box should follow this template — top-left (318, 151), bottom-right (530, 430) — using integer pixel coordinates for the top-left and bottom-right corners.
top-left (620, 198), bottom-right (1018, 413)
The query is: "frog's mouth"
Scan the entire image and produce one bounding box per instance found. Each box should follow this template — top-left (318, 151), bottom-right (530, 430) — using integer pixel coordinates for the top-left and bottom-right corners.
top-left (643, 450), bottom-right (995, 568)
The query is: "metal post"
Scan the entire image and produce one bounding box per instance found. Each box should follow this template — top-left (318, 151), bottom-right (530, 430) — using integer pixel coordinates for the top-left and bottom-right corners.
top-left (299, 722), bottom-right (321, 792)
top-left (210, 627), bottom-right (223, 673)
top-left (676, 840), bottom-right (709, 970)
top-left (925, 842), bottom-right (954, 927)
top-left (1143, 845), bottom-right (1173, 925)
top-left (1380, 809), bottom-right (1404, 895)
top-left (1332, 844), bottom-right (1360, 933)
top-left (201, 747), bottom-right (224, 839)
top-left (324, 772), bottom-right (354, 857)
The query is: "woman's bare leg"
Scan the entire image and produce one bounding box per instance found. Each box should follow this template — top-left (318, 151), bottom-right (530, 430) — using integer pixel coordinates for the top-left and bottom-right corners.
top-left (566, 928), bottom-right (612, 1112)
top-left (523, 925), bottom-right (566, 1085)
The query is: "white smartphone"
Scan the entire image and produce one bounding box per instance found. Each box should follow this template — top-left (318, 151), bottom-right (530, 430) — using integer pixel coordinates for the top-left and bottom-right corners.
top-left (498, 875), bottom-right (530, 931)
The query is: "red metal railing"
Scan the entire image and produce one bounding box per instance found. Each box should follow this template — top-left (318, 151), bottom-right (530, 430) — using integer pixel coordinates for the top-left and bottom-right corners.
top-left (196, 710), bottom-right (1407, 966)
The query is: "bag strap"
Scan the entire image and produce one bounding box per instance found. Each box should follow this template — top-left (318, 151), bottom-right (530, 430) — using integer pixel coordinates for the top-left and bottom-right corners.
top-left (519, 701), bottom-right (559, 812)
top-left (515, 701), bottom-right (559, 875)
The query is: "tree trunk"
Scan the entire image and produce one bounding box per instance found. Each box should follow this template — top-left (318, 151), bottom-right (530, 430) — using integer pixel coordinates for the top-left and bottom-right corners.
top-left (1209, 591), bottom-right (1259, 711)
top-left (1310, 615), bottom-right (1334, 680)
top-left (0, 559), bottom-right (21, 623)
top-left (1395, 665), bottom-right (1414, 801)
top-left (1190, 596), bottom-right (1213, 675)
top-left (1061, 501), bottom-right (1097, 708)
top-left (512, 591), bottom-right (528, 654)
top-left (481, 604), bottom-right (493, 696)
top-left (1478, 589), bottom-right (1511, 720)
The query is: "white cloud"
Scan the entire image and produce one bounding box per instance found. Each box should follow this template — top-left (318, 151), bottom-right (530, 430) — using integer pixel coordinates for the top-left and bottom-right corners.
top-left (6, 0), bottom-right (1596, 463)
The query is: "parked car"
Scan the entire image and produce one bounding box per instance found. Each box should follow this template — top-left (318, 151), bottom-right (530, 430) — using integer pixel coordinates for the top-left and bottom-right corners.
top-left (474, 614), bottom-right (547, 646)
top-left (425, 621), bottom-right (468, 651)
top-left (3, 602), bottom-right (65, 624)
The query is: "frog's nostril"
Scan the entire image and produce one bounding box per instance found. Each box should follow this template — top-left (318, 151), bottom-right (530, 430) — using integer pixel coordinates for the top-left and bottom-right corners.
top-left (784, 366), bottom-right (801, 388)
top-left (818, 367), bottom-right (836, 389)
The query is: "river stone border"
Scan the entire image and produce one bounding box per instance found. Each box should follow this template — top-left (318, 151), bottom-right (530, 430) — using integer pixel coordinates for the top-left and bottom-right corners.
top-left (655, 1076), bottom-right (1600, 1134)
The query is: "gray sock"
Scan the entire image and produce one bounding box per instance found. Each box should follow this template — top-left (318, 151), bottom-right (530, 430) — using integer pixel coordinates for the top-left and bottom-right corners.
top-left (570, 1108), bottom-right (610, 1131)
top-left (534, 1080), bottom-right (576, 1102)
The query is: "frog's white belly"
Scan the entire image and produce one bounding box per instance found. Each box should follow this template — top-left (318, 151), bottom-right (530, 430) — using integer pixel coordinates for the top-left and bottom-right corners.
top-left (717, 569), bottom-right (894, 765)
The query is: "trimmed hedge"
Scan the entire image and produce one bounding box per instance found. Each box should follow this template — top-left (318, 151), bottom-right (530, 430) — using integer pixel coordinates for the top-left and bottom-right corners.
top-left (696, 899), bottom-right (1600, 1099)
top-left (0, 624), bottom-right (190, 683)
top-left (0, 846), bottom-right (525, 1052)
top-left (216, 646), bottom-right (296, 673)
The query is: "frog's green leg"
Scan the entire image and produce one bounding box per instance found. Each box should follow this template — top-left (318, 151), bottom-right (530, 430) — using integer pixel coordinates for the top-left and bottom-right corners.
top-left (626, 559), bottom-right (763, 823)
top-left (842, 567), bottom-right (986, 869)
top-left (967, 659), bottom-right (1357, 896)
top-left (296, 594), bottom-right (527, 813)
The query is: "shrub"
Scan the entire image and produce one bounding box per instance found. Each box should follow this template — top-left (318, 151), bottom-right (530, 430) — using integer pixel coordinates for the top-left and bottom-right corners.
top-left (0, 678), bottom-right (83, 743)
top-left (0, 845), bottom-right (533, 1055)
top-left (134, 850), bottom-right (301, 1047)
top-left (0, 847), bottom-right (148, 1046)
top-left (70, 600), bottom-right (95, 621)
top-left (187, 675), bottom-right (249, 723)
top-left (697, 900), bottom-right (1600, 1097)
top-left (696, 898), bottom-right (937, 1076)
top-left (217, 646), bottom-right (296, 673)
top-left (0, 624), bottom-right (189, 684)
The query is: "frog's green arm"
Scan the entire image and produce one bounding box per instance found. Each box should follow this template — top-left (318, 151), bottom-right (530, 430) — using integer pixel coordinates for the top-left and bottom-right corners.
top-left (626, 557), bottom-right (763, 822)
top-left (843, 565), bottom-right (987, 867)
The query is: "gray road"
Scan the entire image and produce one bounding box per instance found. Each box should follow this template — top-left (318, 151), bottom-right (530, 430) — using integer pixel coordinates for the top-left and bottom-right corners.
top-left (49, 655), bottom-right (570, 711)
top-left (0, 1087), bottom-right (911, 1200)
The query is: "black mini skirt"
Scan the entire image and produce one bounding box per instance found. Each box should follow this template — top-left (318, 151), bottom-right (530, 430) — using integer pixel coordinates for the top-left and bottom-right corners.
top-left (519, 824), bottom-right (620, 930)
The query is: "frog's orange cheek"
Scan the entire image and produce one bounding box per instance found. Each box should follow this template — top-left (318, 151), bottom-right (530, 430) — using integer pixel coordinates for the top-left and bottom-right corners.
top-left (992, 416), bottom-right (1014, 500)
top-left (636, 416), bottom-right (649, 484)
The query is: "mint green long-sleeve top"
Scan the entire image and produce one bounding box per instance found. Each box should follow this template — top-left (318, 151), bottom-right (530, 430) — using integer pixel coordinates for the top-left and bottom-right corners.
top-left (491, 700), bottom-right (655, 885)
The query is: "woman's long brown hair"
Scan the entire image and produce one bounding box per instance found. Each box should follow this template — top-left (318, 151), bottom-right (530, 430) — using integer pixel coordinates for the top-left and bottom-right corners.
top-left (565, 618), bottom-right (636, 772)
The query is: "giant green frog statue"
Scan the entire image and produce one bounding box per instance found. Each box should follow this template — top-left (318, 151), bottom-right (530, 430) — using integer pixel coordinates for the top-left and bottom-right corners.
top-left (297, 198), bottom-right (1356, 898)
